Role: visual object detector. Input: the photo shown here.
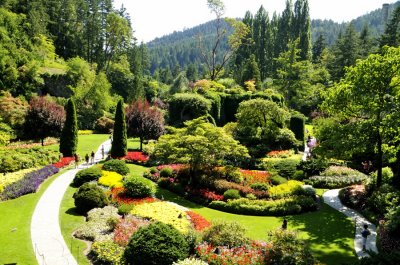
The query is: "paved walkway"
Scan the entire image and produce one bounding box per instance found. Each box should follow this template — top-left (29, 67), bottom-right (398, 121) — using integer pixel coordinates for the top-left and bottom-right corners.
top-left (323, 189), bottom-right (378, 258)
top-left (31, 140), bottom-right (111, 265)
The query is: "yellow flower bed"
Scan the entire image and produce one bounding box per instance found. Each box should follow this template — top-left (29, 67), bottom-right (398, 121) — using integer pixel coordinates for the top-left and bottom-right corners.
top-left (130, 202), bottom-right (190, 233)
top-left (0, 168), bottom-right (39, 192)
top-left (98, 171), bottom-right (124, 188)
top-left (268, 180), bottom-right (304, 199)
top-left (78, 130), bottom-right (94, 135)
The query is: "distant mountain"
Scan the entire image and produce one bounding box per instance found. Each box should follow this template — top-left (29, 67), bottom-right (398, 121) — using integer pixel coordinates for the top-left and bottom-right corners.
top-left (147, 1), bottom-right (400, 74)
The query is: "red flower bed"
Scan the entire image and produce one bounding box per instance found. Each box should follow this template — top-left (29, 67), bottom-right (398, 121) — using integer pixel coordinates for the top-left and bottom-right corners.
top-left (186, 210), bottom-right (211, 231)
top-left (124, 151), bottom-right (149, 163)
top-left (185, 187), bottom-right (224, 201)
top-left (53, 157), bottom-right (74, 168)
top-left (156, 164), bottom-right (187, 172)
top-left (110, 187), bottom-right (159, 205)
top-left (240, 170), bottom-right (271, 185)
top-left (113, 216), bottom-right (150, 246)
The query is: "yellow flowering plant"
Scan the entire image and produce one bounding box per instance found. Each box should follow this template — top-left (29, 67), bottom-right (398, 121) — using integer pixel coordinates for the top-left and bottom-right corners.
top-left (98, 170), bottom-right (124, 188)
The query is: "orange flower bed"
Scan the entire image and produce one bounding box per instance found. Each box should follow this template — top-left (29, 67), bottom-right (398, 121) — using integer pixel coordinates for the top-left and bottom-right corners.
top-left (110, 187), bottom-right (159, 205)
top-left (266, 150), bottom-right (292, 158)
top-left (240, 169), bottom-right (271, 185)
top-left (186, 210), bottom-right (211, 231)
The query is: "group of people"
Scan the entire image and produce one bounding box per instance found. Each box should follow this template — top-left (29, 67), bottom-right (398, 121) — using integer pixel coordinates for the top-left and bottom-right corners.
top-left (73, 145), bottom-right (106, 169)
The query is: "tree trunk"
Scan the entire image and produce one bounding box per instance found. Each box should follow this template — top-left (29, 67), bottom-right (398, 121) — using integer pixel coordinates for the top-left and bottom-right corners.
top-left (41, 138), bottom-right (44, 146)
top-left (140, 137), bottom-right (143, 151)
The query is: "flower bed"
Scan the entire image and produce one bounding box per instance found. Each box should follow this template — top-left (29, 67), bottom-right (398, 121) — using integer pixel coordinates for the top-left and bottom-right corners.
top-left (0, 167), bottom-right (39, 192)
top-left (0, 165), bottom-right (59, 200)
top-left (268, 180), bottom-right (304, 199)
top-left (185, 187), bottom-right (224, 202)
top-left (110, 187), bottom-right (159, 205)
top-left (53, 157), bottom-right (74, 168)
top-left (124, 151), bottom-right (149, 164)
top-left (240, 170), bottom-right (271, 186)
top-left (305, 175), bottom-right (369, 188)
top-left (130, 201), bottom-right (191, 233)
top-left (98, 171), bottom-right (124, 188)
top-left (266, 150), bottom-right (293, 158)
top-left (113, 215), bottom-right (150, 246)
top-left (186, 210), bottom-right (211, 231)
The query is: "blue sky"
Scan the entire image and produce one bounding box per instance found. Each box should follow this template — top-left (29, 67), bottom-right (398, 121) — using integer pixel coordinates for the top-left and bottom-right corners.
top-left (114, 0), bottom-right (398, 42)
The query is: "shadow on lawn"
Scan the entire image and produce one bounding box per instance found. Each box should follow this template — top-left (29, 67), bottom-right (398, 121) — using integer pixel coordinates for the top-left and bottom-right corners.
top-left (65, 207), bottom-right (83, 217)
top-left (154, 187), bottom-right (206, 210)
top-left (286, 203), bottom-right (357, 264)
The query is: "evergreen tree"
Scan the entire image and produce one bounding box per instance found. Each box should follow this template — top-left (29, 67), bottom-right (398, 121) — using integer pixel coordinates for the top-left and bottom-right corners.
top-left (241, 54), bottom-right (261, 88)
top-left (60, 98), bottom-right (78, 156)
top-left (293, 0), bottom-right (312, 60)
top-left (380, 6), bottom-right (400, 48)
top-left (111, 99), bottom-right (127, 157)
top-left (312, 34), bottom-right (326, 63)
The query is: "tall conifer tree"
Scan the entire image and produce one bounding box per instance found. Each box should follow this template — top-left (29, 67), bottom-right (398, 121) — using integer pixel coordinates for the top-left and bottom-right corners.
top-left (60, 98), bottom-right (78, 156)
top-left (111, 99), bottom-right (127, 157)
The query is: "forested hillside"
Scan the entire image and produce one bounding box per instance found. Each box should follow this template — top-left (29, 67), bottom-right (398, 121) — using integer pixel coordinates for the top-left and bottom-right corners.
top-left (148, 1), bottom-right (400, 75)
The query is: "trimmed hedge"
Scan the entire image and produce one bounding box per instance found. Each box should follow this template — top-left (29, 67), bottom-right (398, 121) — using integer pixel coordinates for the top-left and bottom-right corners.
top-left (73, 183), bottom-right (109, 214)
top-left (209, 196), bottom-right (317, 216)
top-left (124, 176), bottom-right (155, 197)
top-left (103, 159), bottom-right (129, 175)
top-left (72, 167), bottom-right (102, 187)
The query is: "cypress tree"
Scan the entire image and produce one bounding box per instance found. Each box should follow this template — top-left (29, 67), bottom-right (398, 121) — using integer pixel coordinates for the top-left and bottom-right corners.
top-left (60, 98), bottom-right (78, 156)
top-left (111, 99), bottom-right (127, 157)
top-left (289, 114), bottom-right (305, 151)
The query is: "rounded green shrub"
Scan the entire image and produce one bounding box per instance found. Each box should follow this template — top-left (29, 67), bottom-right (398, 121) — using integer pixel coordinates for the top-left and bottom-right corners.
top-left (149, 167), bottom-right (157, 174)
top-left (103, 159), bottom-right (129, 175)
top-left (72, 167), bottom-right (102, 187)
top-left (73, 183), bottom-right (109, 214)
top-left (124, 176), bottom-right (155, 197)
top-left (250, 182), bottom-right (269, 191)
top-left (223, 189), bottom-right (241, 200)
top-left (292, 170), bottom-right (305, 180)
top-left (202, 220), bottom-right (249, 247)
top-left (271, 175), bottom-right (288, 185)
top-left (160, 166), bottom-right (174, 178)
top-left (124, 221), bottom-right (189, 265)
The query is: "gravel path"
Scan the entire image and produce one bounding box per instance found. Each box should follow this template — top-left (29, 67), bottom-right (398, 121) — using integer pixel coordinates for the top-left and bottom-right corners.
top-left (323, 189), bottom-right (378, 258)
top-left (31, 140), bottom-right (111, 265)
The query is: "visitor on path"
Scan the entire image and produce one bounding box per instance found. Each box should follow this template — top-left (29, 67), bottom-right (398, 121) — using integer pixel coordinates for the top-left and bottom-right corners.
top-left (281, 219), bottom-right (288, 230)
top-left (74, 153), bottom-right (79, 168)
top-left (90, 151), bottom-right (95, 164)
top-left (361, 224), bottom-right (371, 252)
top-left (101, 145), bottom-right (105, 159)
top-left (85, 153), bottom-right (89, 165)
top-left (109, 133), bottom-right (113, 143)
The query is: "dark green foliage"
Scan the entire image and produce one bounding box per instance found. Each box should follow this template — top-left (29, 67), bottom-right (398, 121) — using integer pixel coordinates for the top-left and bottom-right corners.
top-left (298, 159), bottom-right (329, 177)
top-left (159, 167), bottom-right (174, 178)
top-left (103, 159), bottom-right (129, 175)
top-left (366, 185), bottom-right (400, 217)
top-left (202, 221), bottom-right (249, 247)
top-left (292, 170), bottom-right (306, 180)
top-left (250, 182), bottom-right (269, 191)
top-left (289, 114), bottom-right (305, 150)
top-left (71, 167), bottom-right (102, 187)
top-left (111, 100), bottom-right (127, 157)
top-left (267, 158), bottom-right (300, 179)
top-left (223, 189), bottom-right (241, 200)
top-left (385, 207), bottom-right (400, 236)
top-left (270, 175), bottom-right (288, 185)
top-left (73, 183), bottom-right (108, 214)
top-left (59, 99), bottom-right (78, 157)
top-left (124, 221), bottom-right (189, 265)
top-left (124, 176), bottom-right (155, 198)
top-left (168, 93), bottom-right (211, 126)
top-left (354, 251), bottom-right (400, 265)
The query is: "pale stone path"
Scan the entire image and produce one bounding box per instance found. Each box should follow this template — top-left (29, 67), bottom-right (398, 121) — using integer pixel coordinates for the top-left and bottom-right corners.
top-left (31, 140), bottom-right (111, 265)
top-left (323, 189), bottom-right (378, 259)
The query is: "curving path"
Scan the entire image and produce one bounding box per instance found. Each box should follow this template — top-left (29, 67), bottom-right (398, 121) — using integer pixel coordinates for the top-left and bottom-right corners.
top-left (31, 140), bottom-right (111, 265)
top-left (323, 189), bottom-right (378, 259)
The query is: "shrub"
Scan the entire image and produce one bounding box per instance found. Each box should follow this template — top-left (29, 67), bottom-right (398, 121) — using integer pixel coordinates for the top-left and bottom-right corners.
top-left (209, 196), bottom-right (317, 216)
top-left (371, 167), bottom-right (394, 185)
top-left (124, 221), bottom-right (190, 265)
top-left (222, 166), bottom-right (243, 183)
top-left (298, 158), bottom-right (328, 177)
top-left (271, 158), bottom-right (300, 178)
top-left (270, 175), bottom-right (288, 185)
top-left (73, 183), bottom-right (109, 214)
top-left (223, 189), bottom-right (241, 200)
top-left (213, 179), bottom-right (268, 199)
top-left (353, 251), bottom-right (400, 265)
top-left (124, 176), bottom-right (155, 197)
top-left (385, 207), bottom-right (400, 236)
top-left (59, 98), bottom-right (78, 157)
top-left (289, 114), bottom-right (305, 143)
top-left (113, 215), bottom-right (150, 246)
top-left (98, 171), bottom-right (124, 188)
top-left (301, 185), bottom-right (316, 197)
top-left (266, 229), bottom-right (317, 265)
top-left (292, 170), bottom-right (305, 180)
top-left (95, 116), bottom-right (114, 134)
top-left (367, 184), bottom-right (400, 217)
top-left (250, 182), bottom-right (269, 191)
top-left (240, 169), bottom-right (270, 185)
top-left (160, 166), bottom-right (174, 178)
top-left (305, 175), bottom-right (369, 188)
top-left (74, 206), bottom-right (120, 241)
top-left (111, 99), bottom-right (127, 157)
top-left (90, 240), bottom-right (124, 265)
top-left (268, 180), bottom-right (304, 199)
top-left (72, 167), bottom-right (102, 187)
top-left (103, 159), bottom-right (129, 175)
top-left (150, 167), bottom-right (157, 174)
top-left (202, 220), bottom-right (249, 247)
top-left (339, 185), bottom-right (367, 209)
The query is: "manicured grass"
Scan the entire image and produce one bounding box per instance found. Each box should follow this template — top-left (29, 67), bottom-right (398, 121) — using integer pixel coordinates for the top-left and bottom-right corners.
top-left (127, 138), bottom-right (140, 150)
top-left (0, 134), bottom-right (108, 265)
top-left (0, 170), bottom-right (63, 264)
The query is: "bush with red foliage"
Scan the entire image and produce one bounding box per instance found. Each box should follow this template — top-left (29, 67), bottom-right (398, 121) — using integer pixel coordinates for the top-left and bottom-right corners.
top-left (53, 157), bottom-right (74, 168)
top-left (185, 187), bottom-right (224, 202)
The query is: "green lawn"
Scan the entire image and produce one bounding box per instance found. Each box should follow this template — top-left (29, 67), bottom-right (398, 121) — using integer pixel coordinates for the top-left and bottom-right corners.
top-left (0, 134), bottom-right (108, 265)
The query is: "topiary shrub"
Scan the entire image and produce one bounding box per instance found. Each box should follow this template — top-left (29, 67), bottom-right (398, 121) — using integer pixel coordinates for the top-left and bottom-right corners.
top-left (124, 221), bottom-right (189, 265)
top-left (73, 183), bottom-right (109, 214)
top-left (202, 220), bottom-right (249, 247)
top-left (223, 189), bottom-right (241, 200)
top-left (72, 167), bottom-right (102, 187)
top-left (103, 159), bottom-right (129, 175)
top-left (124, 176), bottom-right (155, 197)
top-left (111, 99), bottom-right (127, 157)
top-left (160, 166), bottom-right (174, 178)
top-left (270, 175), bottom-right (288, 185)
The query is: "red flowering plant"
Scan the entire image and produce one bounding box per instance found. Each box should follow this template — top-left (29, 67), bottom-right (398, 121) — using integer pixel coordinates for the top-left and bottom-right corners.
top-left (185, 187), bottom-right (224, 202)
top-left (53, 157), bottom-right (75, 168)
top-left (156, 164), bottom-right (187, 172)
top-left (109, 187), bottom-right (159, 206)
top-left (123, 151), bottom-right (149, 164)
top-left (186, 210), bottom-right (211, 231)
top-left (195, 241), bottom-right (270, 265)
top-left (240, 170), bottom-right (271, 186)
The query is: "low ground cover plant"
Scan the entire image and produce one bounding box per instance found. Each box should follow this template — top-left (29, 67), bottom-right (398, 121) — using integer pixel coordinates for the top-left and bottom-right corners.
top-left (90, 240), bottom-right (124, 265)
top-left (0, 167), bottom-right (39, 192)
top-left (98, 170), bottom-right (124, 188)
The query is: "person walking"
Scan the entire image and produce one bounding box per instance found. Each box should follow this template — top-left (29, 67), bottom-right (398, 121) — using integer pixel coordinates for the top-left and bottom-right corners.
top-left (85, 153), bottom-right (89, 165)
top-left (281, 219), bottom-right (288, 230)
top-left (101, 145), bottom-right (105, 159)
top-left (74, 153), bottom-right (79, 169)
top-left (90, 151), bottom-right (95, 164)
top-left (361, 224), bottom-right (371, 252)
